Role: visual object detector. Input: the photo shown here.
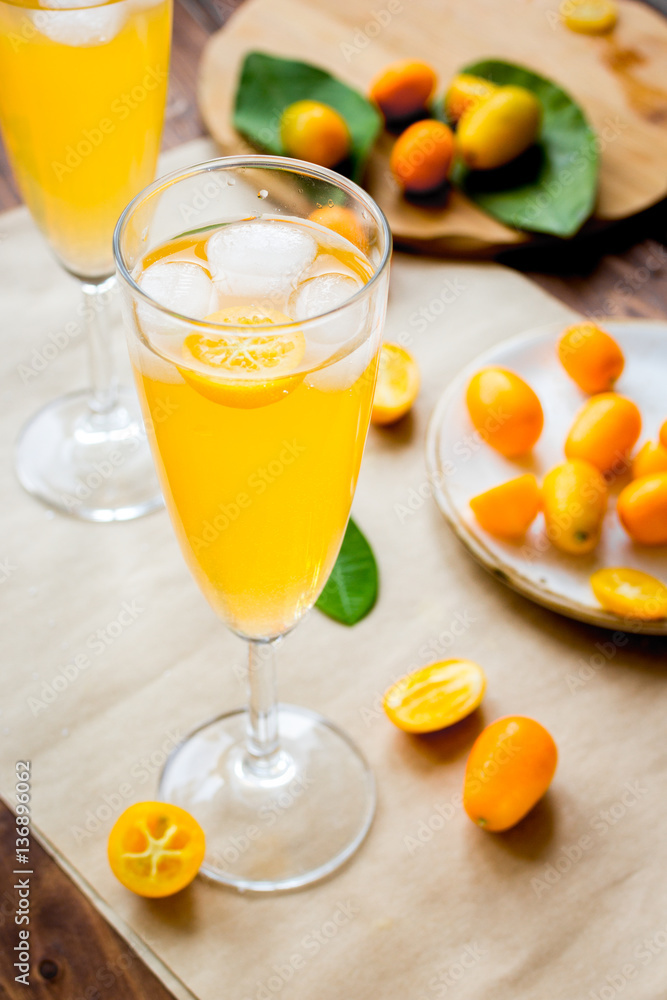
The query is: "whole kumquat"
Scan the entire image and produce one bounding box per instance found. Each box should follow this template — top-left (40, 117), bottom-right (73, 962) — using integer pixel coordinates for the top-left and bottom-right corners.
top-left (457, 85), bottom-right (541, 171)
top-left (561, 0), bottom-right (618, 34)
top-left (632, 440), bottom-right (667, 480)
top-left (557, 322), bottom-right (624, 394)
top-left (108, 802), bottom-right (206, 898)
top-left (389, 119), bottom-right (454, 194)
top-left (466, 367), bottom-right (544, 457)
top-left (308, 205), bottom-right (366, 250)
top-left (463, 716), bottom-right (558, 832)
top-left (617, 472), bottom-right (667, 545)
top-left (564, 392), bottom-right (642, 474)
top-left (383, 659), bottom-right (487, 733)
top-left (369, 59), bottom-right (437, 121)
top-left (590, 567), bottom-right (667, 621)
top-left (280, 100), bottom-right (350, 168)
top-left (470, 474), bottom-right (540, 539)
top-left (542, 459), bottom-right (607, 554)
top-left (444, 73), bottom-right (498, 124)
top-left (659, 419), bottom-right (667, 450)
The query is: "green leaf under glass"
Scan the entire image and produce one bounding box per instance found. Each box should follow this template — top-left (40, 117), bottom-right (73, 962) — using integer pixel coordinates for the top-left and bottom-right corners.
top-left (233, 51), bottom-right (382, 183)
top-left (450, 59), bottom-right (599, 238)
top-left (316, 518), bottom-right (378, 625)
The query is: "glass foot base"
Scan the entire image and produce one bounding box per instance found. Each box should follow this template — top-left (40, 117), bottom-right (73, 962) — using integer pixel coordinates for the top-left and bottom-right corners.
top-left (158, 705), bottom-right (376, 892)
top-left (15, 387), bottom-right (163, 522)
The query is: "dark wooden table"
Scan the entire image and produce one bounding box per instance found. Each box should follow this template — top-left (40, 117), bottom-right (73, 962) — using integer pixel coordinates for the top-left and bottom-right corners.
top-left (1, 1), bottom-right (666, 996)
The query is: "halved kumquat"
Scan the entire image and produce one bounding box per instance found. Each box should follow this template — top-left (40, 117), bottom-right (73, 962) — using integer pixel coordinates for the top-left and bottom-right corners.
top-left (371, 343), bottom-right (420, 425)
top-left (561, 0), bottom-right (618, 34)
top-left (470, 474), bottom-right (540, 539)
top-left (590, 567), bottom-right (667, 621)
top-left (180, 307), bottom-right (305, 408)
top-left (108, 801), bottom-right (206, 898)
top-left (383, 659), bottom-right (486, 733)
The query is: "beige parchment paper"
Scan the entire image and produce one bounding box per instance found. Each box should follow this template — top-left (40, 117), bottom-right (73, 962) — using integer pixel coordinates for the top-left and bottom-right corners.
top-left (2, 140), bottom-right (667, 1000)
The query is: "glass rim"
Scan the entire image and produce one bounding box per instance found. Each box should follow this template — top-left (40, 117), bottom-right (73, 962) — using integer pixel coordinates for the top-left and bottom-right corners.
top-left (113, 154), bottom-right (392, 332)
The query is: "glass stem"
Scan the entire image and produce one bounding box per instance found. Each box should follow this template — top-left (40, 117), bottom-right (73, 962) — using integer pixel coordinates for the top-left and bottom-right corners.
top-left (81, 275), bottom-right (120, 417)
top-left (246, 640), bottom-right (280, 767)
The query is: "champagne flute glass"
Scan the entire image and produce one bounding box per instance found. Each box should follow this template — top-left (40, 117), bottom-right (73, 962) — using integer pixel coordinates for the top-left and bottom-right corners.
top-left (0, 0), bottom-right (172, 521)
top-left (114, 156), bottom-right (391, 890)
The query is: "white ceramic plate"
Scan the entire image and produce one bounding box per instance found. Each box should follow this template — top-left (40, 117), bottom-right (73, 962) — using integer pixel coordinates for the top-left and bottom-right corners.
top-left (425, 320), bottom-right (667, 634)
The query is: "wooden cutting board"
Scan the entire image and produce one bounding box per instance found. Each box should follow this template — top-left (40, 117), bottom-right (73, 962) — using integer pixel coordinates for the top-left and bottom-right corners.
top-left (198, 0), bottom-right (667, 255)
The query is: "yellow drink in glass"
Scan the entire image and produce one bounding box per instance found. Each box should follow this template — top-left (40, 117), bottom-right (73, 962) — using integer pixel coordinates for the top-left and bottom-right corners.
top-left (132, 220), bottom-right (378, 638)
top-left (0, 0), bottom-right (171, 277)
top-left (114, 158), bottom-right (391, 891)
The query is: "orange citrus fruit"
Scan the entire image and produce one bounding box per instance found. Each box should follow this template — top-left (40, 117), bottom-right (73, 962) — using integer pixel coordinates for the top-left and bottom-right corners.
top-left (108, 802), bottom-right (205, 898)
top-left (280, 100), bottom-right (350, 168)
top-left (463, 717), bottom-right (558, 832)
top-left (660, 419), bottom-right (667, 450)
top-left (466, 367), bottom-right (544, 457)
top-left (561, 0), bottom-right (618, 34)
top-left (542, 459), bottom-right (607, 554)
top-left (590, 567), bottom-right (667, 621)
top-left (632, 440), bottom-right (667, 480)
top-left (371, 343), bottom-right (420, 425)
top-left (180, 307), bottom-right (305, 409)
top-left (557, 322), bottom-right (624, 394)
top-left (308, 205), bottom-right (366, 250)
top-left (617, 472), bottom-right (667, 545)
top-left (565, 392), bottom-right (641, 473)
top-left (445, 73), bottom-right (498, 123)
top-left (369, 59), bottom-right (437, 120)
top-left (383, 659), bottom-right (486, 733)
top-left (470, 474), bottom-right (540, 539)
top-left (389, 119), bottom-right (454, 194)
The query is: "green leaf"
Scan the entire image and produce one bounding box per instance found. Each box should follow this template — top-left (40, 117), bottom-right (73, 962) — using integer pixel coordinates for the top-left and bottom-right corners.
top-left (450, 59), bottom-right (599, 237)
top-left (233, 52), bottom-right (382, 183)
top-left (316, 518), bottom-right (378, 625)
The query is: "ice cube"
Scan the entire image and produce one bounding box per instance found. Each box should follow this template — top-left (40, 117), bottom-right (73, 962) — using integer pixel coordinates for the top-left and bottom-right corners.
top-left (206, 221), bottom-right (317, 301)
top-left (289, 272), bottom-right (366, 347)
top-left (35, 0), bottom-right (127, 45)
top-left (305, 339), bottom-right (375, 393)
top-left (139, 261), bottom-right (217, 317)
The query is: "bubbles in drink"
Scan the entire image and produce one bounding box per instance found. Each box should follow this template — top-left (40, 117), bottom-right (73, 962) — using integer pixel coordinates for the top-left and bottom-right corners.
top-left (206, 220), bottom-right (317, 301)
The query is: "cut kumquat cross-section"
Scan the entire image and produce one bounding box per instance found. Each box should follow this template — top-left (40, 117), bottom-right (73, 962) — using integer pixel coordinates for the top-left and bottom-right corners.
top-left (371, 342), bottom-right (420, 425)
top-left (590, 568), bottom-right (667, 621)
top-left (383, 659), bottom-right (487, 734)
top-left (470, 474), bottom-right (540, 539)
top-left (108, 801), bottom-right (206, 898)
top-left (179, 307), bottom-right (305, 408)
